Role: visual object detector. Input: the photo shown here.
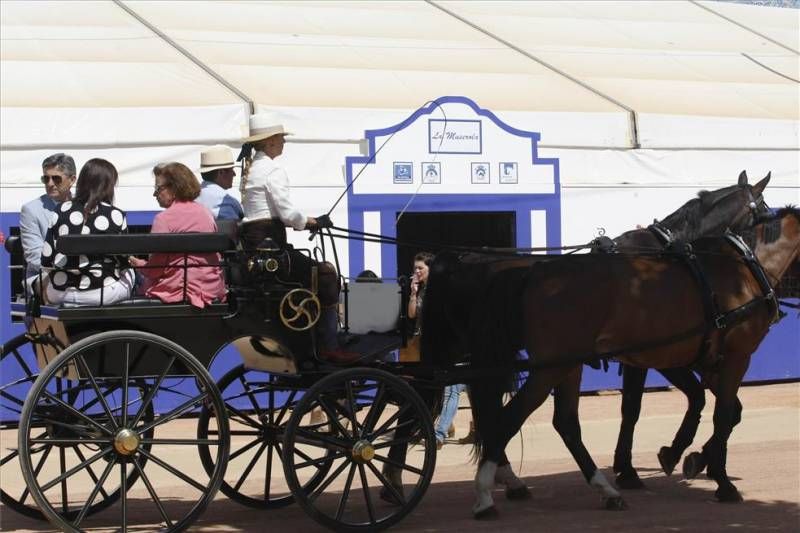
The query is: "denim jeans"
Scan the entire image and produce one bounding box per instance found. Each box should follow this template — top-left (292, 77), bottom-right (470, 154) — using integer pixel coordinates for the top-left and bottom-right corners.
top-left (435, 383), bottom-right (466, 443)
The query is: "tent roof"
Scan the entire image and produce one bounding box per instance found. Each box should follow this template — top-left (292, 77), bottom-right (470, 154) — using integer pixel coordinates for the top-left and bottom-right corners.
top-left (2, 0), bottom-right (797, 119)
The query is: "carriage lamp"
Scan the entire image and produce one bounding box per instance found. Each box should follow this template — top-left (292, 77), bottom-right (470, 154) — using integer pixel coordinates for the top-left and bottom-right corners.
top-left (247, 256), bottom-right (280, 274)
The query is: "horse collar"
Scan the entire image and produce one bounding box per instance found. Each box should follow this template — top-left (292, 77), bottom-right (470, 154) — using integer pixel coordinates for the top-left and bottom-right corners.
top-left (648, 223), bottom-right (673, 246)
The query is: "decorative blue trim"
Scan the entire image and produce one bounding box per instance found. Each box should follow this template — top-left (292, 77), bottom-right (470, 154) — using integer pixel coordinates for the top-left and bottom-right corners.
top-left (346, 95), bottom-right (562, 280)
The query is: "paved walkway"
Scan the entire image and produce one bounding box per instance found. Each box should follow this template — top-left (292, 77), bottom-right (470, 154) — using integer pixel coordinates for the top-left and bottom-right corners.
top-left (2, 382), bottom-right (798, 532)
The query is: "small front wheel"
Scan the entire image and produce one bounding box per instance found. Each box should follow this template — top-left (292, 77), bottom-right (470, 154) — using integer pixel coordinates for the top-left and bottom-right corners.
top-left (198, 365), bottom-right (333, 508)
top-left (283, 368), bottom-right (436, 532)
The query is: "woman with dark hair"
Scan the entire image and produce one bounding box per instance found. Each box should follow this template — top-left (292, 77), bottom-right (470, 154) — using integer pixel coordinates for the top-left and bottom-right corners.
top-left (41, 158), bottom-right (134, 305)
top-left (128, 162), bottom-right (225, 307)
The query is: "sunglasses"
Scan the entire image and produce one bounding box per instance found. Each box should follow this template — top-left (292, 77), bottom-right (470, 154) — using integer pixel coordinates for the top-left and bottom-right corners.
top-left (41, 174), bottom-right (67, 185)
top-left (153, 184), bottom-right (168, 196)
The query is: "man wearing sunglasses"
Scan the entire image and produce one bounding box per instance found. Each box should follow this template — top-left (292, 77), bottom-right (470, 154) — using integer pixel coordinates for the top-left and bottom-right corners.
top-left (19, 153), bottom-right (77, 280)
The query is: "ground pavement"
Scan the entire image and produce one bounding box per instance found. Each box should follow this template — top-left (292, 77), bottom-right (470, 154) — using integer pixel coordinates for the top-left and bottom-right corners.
top-left (2, 382), bottom-right (798, 532)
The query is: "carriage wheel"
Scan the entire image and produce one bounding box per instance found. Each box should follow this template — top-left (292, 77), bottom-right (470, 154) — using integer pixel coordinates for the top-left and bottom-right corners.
top-left (17, 330), bottom-right (229, 532)
top-left (1, 331), bottom-right (61, 519)
top-left (198, 365), bottom-right (334, 508)
top-left (283, 368), bottom-right (436, 532)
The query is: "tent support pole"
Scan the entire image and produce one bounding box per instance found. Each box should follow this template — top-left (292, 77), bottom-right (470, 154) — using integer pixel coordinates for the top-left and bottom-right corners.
top-left (112, 0), bottom-right (256, 114)
top-left (689, 0), bottom-right (799, 55)
top-left (426, 0), bottom-right (640, 149)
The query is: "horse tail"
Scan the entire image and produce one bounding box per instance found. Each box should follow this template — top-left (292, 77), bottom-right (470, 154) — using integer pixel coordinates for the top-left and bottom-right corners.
top-left (419, 252), bottom-right (460, 368)
top-left (467, 374), bottom-right (509, 463)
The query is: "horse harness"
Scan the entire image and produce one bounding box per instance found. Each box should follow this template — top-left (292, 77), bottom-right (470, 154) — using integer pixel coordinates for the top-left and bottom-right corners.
top-left (648, 224), bottom-right (779, 371)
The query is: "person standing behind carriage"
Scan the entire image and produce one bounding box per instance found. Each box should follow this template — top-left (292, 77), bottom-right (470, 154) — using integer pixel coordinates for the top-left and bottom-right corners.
top-left (128, 162), bottom-right (225, 307)
top-left (20, 153), bottom-right (77, 283)
top-left (40, 158), bottom-right (135, 305)
top-left (196, 145), bottom-right (244, 221)
top-left (237, 113), bottom-right (357, 363)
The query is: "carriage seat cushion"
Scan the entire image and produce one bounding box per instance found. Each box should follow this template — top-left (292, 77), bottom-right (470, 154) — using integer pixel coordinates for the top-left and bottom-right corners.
top-left (59, 297), bottom-right (164, 308)
top-left (57, 232), bottom-right (234, 255)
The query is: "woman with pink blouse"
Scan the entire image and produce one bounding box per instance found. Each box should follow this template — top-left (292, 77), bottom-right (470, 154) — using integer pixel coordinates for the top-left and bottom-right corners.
top-left (129, 162), bottom-right (225, 307)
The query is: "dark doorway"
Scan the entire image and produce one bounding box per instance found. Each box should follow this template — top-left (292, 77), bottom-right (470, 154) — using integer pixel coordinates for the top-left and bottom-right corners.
top-left (395, 211), bottom-right (515, 278)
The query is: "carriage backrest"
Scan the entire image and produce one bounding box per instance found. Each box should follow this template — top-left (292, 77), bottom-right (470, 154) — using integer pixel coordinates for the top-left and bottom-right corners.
top-left (56, 232), bottom-right (235, 255)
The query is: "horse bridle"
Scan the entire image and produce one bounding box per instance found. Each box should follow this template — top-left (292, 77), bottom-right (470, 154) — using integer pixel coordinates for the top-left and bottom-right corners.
top-left (729, 184), bottom-right (769, 232)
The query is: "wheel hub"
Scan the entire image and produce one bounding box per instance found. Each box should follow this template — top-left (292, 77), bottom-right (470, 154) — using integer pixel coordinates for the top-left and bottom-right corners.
top-left (351, 440), bottom-right (375, 463)
top-left (114, 428), bottom-right (140, 455)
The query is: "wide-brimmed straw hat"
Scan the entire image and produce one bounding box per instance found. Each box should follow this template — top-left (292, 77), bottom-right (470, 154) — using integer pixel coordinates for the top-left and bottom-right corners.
top-left (199, 145), bottom-right (236, 172)
top-left (243, 113), bottom-right (293, 143)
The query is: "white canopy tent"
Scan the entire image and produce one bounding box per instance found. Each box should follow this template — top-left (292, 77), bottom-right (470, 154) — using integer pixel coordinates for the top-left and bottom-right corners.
top-left (1, 0), bottom-right (798, 245)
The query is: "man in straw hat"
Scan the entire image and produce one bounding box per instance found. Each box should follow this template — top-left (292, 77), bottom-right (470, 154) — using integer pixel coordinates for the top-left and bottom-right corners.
top-left (197, 145), bottom-right (244, 221)
top-left (237, 112), bottom-right (357, 363)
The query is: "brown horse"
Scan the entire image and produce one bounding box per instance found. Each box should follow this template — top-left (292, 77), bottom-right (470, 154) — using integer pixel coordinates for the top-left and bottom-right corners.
top-left (611, 172), bottom-right (774, 488)
top-left (382, 172), bottom-right (771, 505)
top-left (420, 207), bottom-right (799, 518)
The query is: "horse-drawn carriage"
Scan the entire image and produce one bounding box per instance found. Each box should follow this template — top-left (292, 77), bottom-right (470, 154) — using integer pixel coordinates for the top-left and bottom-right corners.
top-left (2, 171), bottom-right (797, 531)
top-left (2, 224), bottom-right (440, 532)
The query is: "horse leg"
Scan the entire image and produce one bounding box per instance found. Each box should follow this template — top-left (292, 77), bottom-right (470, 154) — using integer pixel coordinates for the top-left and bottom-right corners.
top-left (613, 364), bottom-right (647, 489)
top-left (553, 367), bottom-right (626, 510)
top-left (698, 356), bottom-right (749, 502)
top-left (495, 455), bottom-right (531, 501)
top-left (469, 375), bottom-right (509, 519)
top-left (682, 386), bottom-right (742, 480)
top-left (379, 385), bottom-right (440, 505)
top-left (470, 368), bottom-right (565, 518)
top-left (656, 367), bottom-right (705, 476)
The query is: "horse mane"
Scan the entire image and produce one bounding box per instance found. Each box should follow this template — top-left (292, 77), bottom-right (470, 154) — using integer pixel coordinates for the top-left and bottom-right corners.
top-left (739, 205), bottom-right (798, 250)
top-left (658, 184), bottom-right (742, 241)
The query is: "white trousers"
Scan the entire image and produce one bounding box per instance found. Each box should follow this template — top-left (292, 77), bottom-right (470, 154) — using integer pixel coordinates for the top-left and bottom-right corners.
top-left (46, 268), bottom-right (135, 306)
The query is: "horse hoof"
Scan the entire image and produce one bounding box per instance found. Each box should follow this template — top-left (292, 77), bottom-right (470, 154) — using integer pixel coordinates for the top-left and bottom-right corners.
top-left (603, 496), bottom-right (627, 510)
top-left (615, 470), bottom-right (645, 490)
top-left (473, 505), bottom-right (499, 520)
top-left (657, 446), bottom-right (678, 476)
top-left (506, 485), bottom-right (532, 501)
top-left (682, 452), bottom-right (706, 480)
top-left (715, 485), bottom-right (743, 503)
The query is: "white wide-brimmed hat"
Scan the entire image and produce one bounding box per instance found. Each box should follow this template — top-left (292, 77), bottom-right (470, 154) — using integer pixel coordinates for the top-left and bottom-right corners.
top-left (200, 145), bottom-right (236, 172)
top-left (244, 113), bottom-right (293, 143)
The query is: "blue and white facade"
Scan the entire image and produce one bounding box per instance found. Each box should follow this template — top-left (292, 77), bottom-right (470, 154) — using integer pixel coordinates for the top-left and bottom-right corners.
top-left (345, 96), bottom-right (562, 279)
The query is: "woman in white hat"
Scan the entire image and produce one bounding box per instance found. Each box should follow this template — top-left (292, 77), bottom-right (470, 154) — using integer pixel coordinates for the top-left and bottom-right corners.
top-left (237, 113), bottom-right (355, 363)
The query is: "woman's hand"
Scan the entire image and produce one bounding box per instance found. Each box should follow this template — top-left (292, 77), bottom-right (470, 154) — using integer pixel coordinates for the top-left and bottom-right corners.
top-left (410, 273), bottom-right (419, 296)
top-left (128, 256), bottom-right (146, 268)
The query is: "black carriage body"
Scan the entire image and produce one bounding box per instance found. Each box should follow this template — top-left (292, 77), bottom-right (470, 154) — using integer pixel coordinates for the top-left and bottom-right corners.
top-left (26, 232), bottom-right (324, 379)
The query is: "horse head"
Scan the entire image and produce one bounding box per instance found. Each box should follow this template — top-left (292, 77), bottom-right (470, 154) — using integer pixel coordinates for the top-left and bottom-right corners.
top-left (659, 171), bottom-right (770, 242)
top-left (752, 206), bottom-right (800, 289)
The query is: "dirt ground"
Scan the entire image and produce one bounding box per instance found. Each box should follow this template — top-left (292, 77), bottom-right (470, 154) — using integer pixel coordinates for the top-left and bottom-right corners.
top-left (2, 382), bottom-right (798, 532)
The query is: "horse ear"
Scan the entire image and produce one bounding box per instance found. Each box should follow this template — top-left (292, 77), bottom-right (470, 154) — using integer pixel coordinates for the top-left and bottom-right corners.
top-left (753, 172), bottom-right (771, 195)
top-left (737, 170), bottom-right (748, 186)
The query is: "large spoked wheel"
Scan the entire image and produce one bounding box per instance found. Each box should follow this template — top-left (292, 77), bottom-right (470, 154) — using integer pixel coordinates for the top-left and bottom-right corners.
top-left (283, 368), bottom-right (436, 532)
top-left (198, 365), bottom-right (333, 508)
top-left (1, 331), bottom-right (63, 519)
top-left (17, 330), bottom-right (229, 532)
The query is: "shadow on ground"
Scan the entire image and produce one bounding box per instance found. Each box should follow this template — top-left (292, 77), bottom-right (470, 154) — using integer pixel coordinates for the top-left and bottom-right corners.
top-left (2, 467), bottom-right (798, 533)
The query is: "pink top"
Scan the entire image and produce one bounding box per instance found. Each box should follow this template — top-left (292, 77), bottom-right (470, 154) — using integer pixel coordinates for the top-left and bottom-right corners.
top-left (139, 201), bottom-right (226, 307)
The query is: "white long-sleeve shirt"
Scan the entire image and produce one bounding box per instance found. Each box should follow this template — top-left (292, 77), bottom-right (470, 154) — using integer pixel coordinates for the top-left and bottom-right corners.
top-left (241, 151), bottom-right (307, 230)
